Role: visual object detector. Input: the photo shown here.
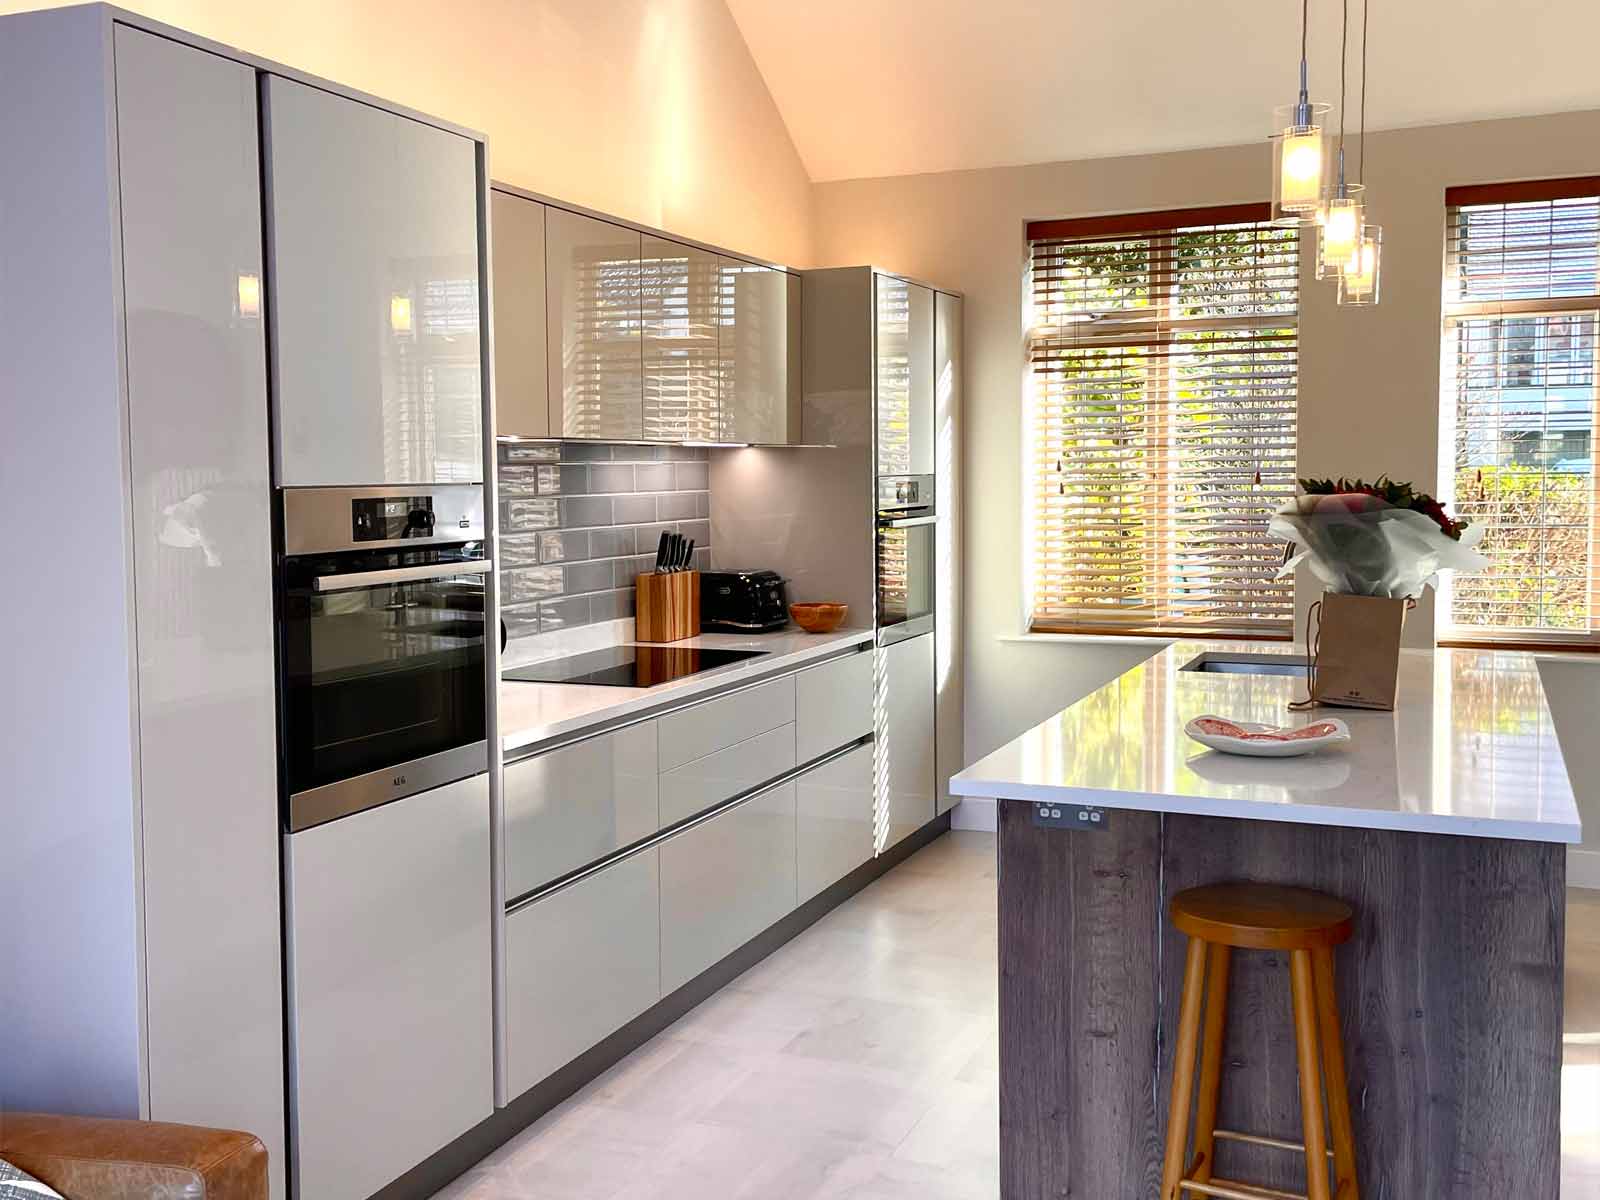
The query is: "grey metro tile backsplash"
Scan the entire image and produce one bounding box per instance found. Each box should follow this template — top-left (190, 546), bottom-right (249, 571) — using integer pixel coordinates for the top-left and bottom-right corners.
top-left (498, 442), bottom-right (713, 641)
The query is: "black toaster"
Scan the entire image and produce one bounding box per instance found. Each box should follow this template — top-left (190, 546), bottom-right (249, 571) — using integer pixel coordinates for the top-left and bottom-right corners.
top-left (700, 569), bottom-right (790, 632)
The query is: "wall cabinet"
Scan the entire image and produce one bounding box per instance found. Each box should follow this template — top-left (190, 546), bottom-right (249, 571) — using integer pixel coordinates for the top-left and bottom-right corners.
top-left (503, 848), bottom-right (660, 1098)
top-left (719, 260), bottom-right (802, 443)
top-left (263, 75), bottom-right (482, 486)
top-left (659, 782), bottom-right (799, 994)
top-left (490, 190), bottom-right (549, 438)
top-left (503, 721), bottom-right (658, 899)
top-left (643, 235), bottom-right (721, 441)
top-left (797, 744), bottom-right (874, 903)
top-left (286, 774), bottom-right (492, 1200)
top-left (546, 206), bottom-right (643, 440)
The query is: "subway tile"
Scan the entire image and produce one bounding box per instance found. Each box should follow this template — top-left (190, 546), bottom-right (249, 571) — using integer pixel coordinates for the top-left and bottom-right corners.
top-left (633, 462), bottom-right (673, 492)
top-left (680, 520), bottom-right (710, 547)
top-left (535, 464), bottom-right (589, 496)
top-left (501, 497), bottom-right (559, 532)
top-left (666, 445), bottom-right (709, 461)
top-left (560, 442), bottom-right (614, 461)
top-left (696, 492), bottom-right (711, 519)
top-left (501, 601), bottom-right (543, 642)
top-left (672, 461), bottom-right (710, 490)
top-left (614, 558), bottom-right (647, 587)
top-left (694, 547), bottom-right (712, 571)
top-left (588, 527), bottom-right (636, 559)
top-left (633, 523), bottom-right (678, 554)
top-left (496, 464), bottom-right (542, 497)
top-left (538, 595), bottom-right (592, 631)
top-left (613, 494), bottom-right (657, 524)
top-left (589, 463), bottom-right (637, 493)
top-left (560, 496), bottom-right (614, 528)
top-left (563, 559), bottom-right (614, 595)
top-left (499, 533), bottom-right (544, 570)
top-left (656, 492), bottom-right (698, 521)
top-left (538, 529), bottom-right (589, 563)
top-left (612, 445), bottom-right (668, 462)
top-left (500, 565), bottom-right (563, 605)
top-left (634, 532), bottom-right (671, 573)
top-left (591, 588), bottom-right (636, 622)
top-left (498, 442), bottom-right (559, 464)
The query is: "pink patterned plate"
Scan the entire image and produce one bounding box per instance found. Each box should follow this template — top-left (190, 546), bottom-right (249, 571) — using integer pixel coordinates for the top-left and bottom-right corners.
top-left (1184, 714), bottom-right (1351, 758)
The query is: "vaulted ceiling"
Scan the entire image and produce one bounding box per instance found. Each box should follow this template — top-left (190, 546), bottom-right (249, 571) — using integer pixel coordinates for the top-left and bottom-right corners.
top-left (725, 0), bottom-right (1600, 182)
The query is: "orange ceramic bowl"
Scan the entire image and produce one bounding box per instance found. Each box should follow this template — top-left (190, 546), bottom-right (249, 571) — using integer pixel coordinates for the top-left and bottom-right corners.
top-left (789, 602), bottom-right (848, 634)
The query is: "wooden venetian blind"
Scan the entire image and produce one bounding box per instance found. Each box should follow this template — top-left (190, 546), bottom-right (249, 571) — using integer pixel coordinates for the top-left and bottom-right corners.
top-left (1026, 204), bottom-right (1299, 637)
top-left (1442, 178), bottom-right (1600, 646)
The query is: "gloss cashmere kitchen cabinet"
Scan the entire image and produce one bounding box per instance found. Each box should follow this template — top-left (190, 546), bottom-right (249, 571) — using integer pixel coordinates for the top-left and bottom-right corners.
top-left (263, 74), bottom-right (483, 486)
top-left (546, 206), bottom-right (645, 440)
top-left (490, 189), bottom-right (550, 438)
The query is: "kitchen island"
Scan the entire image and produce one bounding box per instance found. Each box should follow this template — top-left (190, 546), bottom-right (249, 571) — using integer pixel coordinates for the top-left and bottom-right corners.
top-left (951, 642), bottom-right (1580, 1200)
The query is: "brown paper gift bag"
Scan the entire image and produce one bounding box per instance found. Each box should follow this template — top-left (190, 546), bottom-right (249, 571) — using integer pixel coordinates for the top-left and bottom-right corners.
top-left (1307, 592), bottom-right (1409, 711)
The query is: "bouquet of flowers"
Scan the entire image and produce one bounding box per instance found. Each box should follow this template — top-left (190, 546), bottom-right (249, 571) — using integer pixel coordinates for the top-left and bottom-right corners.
top-left (1269, 476), bottom-right (1487, 599)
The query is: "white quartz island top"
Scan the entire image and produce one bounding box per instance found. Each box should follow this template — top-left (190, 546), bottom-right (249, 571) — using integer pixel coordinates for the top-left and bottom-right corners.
top-left (952, 641), bottom-right (1582, 843)
top-left (499, 627), bottom-right (873, 754)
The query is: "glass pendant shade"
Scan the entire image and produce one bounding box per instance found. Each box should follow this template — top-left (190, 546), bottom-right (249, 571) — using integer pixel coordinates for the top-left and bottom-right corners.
top-left (1317, 185), bottom-right (1366, 279)
top-left (1338, 225), bottom-right (1382, 305)
top-left (1271, 102), bottom-right (1331, 224)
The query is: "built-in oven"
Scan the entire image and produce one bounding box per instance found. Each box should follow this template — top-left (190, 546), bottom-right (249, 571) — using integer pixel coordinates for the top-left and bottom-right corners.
top-left (276, 485), bottom-right (490, 831)
top-left (876, 474), bottom-right (935, 646)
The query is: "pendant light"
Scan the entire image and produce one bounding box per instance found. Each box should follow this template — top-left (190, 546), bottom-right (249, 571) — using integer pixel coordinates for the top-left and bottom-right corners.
top-left (1338, 0), bottom-right (1381, 305)
top-left (1271, 0), bottom-right (1330, 225)
top-left (1317, 0), bottom-right (1364, 277)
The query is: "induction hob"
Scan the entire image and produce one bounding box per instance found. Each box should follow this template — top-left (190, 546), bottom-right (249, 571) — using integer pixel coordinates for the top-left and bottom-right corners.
top-left (503, 645), bottom-right (768, 688)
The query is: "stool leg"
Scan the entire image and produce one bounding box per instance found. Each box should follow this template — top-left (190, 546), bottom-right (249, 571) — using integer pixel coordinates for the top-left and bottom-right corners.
top-left (1190, 943), bottom-right (1232, 1184)
top-left (1312, 948), bottom-right (1360, 1199)
top-left (1160, 937), bottom-right (1210, 1200)
top-left (1288, 949), bottom-right (1332, 1200)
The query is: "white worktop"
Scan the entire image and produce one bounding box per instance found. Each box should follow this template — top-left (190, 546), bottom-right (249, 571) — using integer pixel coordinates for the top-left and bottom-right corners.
top-left (951, 641), bottom-right (1582, 843)
top-left (498, 627), bottom-right (873, 754)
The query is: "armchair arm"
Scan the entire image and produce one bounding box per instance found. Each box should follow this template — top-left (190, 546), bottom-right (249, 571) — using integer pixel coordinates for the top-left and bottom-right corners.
top-left (0, 1113), bottom-right (266, 1200)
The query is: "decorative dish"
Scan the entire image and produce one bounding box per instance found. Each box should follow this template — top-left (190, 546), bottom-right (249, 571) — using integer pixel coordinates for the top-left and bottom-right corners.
top-left (1183, 714), bottom-right (1351, 758)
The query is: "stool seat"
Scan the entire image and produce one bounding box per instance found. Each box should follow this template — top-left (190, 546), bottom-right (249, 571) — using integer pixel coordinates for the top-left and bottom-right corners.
top-left (1170, 882), bottom-right (1354, 952)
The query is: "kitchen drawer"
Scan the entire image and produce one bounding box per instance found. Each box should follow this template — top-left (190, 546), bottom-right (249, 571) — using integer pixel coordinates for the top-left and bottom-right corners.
top-left (659, 782), bottom-right (797, 994)
top-left (796, 650), bottom-right (873, 763)
top-left (658, 723), bottom-right (795, 827)
top-left (504, 848), bottom-right (659, 1099)
top-left (657, 674), bottom-right (795, 772)
top-left (504, 722), bottom-right (658, 899)
top-left (797, 744), bottom-right (874, 904)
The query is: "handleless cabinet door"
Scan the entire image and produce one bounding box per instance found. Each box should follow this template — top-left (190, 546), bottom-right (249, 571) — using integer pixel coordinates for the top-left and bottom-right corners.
top-left (112, 25), bottom-right (285, 1199)
top-left (546, 207), bottom-right (642, 439)
top-left (659, 783), bottom-right (798, 994)
top-left (797, 744), bottom-right (874, 903)
top-left (874, 275), bottom-right (935, 477)
top-left (643, 236), bottom-right (720, 441)
top-left (878, 632), bottom-right (936, 849)
top-left (796, 650), bottom-right (873, 763)
top-left (718, 260), bottom-right (801, 444)
top-left (286, 774), bottom-right (492, 1200)
top-left (503, 721), bottom-right (658, 899)
top-left (933, 292), bottom-right (963, 813)
top-left (490, 190), bottom-right (549, 438)
top-left (263, 75), bottom-right (482, 485)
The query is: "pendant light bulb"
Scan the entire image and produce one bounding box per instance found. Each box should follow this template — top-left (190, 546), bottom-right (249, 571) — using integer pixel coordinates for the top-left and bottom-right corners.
top-left (1318, 180), bottom-right (1365, 279)
top-left (1271, 7), bottom-right (1331, 225)
top-left (1338, 225), bottom-right (1382, 305)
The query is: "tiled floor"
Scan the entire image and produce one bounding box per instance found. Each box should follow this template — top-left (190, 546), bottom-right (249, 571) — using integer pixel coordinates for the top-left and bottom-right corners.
top-left (434, 833), bottom-right (1600, 1199)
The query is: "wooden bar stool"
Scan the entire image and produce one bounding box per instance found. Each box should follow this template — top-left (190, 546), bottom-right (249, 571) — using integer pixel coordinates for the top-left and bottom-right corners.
top-left (1160, 883), bottom-right (1359, 1200)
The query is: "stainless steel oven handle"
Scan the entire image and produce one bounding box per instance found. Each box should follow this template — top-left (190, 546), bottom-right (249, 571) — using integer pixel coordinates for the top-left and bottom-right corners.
top-left (312, 559), bottom-right (492, 592)
top-left (880, 515), bottom-right (937, 529)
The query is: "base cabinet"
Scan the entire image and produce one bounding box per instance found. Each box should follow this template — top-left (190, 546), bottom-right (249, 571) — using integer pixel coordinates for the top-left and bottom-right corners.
top-left (797, 744), bottom-right (874, 903)
top-left (504, 849), bottom-right (660, 1098)
top-left (286, 776), bottom-right (492, 1200)
top-left (659, 783), bottom-right (798, 993)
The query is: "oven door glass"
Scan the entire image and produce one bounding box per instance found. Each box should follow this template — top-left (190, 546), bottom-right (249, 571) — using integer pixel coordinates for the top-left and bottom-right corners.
top-left (279, 548), bottom-right (486, 803)
top-left (877, 517), bottom-right (934, 635)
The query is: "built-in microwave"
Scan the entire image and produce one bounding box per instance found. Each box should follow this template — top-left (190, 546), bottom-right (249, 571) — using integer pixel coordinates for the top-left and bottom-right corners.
top-left (276, 485), bottom-right (490, 831)
top-left (876, 474), bottom-right (935, 646)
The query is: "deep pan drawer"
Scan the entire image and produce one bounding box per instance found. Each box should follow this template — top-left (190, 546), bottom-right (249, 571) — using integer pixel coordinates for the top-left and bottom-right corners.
top-left (658, 723), bottom-right (796, 827)
top-left (795, 650), bottom-right (873, 763)
top-left (657, 674), bottom-right (796, 772)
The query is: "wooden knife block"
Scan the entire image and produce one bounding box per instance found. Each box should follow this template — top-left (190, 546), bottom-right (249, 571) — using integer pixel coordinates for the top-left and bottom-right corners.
top-left (635, 571), bottom-right (700, 643)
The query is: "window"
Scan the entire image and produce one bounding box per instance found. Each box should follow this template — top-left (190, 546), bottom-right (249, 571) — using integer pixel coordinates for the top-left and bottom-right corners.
top-left (1025, 204), bottom-right (1299, 637)
top-left (1442, 178), bottom-right (1600, 646)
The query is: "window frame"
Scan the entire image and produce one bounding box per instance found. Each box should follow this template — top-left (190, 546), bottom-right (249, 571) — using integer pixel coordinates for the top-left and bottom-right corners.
top-left (1439, 177), bottom-right (1600, 652)
top-left (1024, 202), bottom-right (1299, 640)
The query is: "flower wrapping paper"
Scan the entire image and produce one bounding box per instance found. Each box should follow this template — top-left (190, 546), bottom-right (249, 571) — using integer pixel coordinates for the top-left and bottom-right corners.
top-left (1269, 493), bottom-right (1488, 599)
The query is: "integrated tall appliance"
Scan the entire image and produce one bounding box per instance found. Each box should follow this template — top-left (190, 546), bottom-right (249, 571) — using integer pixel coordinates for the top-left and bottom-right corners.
top-left (876, 474), bottom-right (936, 645)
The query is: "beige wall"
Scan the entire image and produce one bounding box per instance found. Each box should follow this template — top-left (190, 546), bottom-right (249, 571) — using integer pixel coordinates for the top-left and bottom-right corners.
top-left (3, 0), bottom-right (814, 266)
top-left (813, 111), bottom-right (1600, 864)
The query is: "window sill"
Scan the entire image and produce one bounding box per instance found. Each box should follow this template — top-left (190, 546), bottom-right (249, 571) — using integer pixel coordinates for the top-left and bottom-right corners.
top-left (998, 631), bottom-right (1178, 647)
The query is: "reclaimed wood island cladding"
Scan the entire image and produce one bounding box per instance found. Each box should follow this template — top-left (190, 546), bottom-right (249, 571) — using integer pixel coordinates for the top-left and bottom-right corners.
top-left (996, 802), bottom-right (1565, 1200)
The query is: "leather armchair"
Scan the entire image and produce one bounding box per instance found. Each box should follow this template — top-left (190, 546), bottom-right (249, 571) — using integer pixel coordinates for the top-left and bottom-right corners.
top-left (0, 1113), bottom-right (267, 1200)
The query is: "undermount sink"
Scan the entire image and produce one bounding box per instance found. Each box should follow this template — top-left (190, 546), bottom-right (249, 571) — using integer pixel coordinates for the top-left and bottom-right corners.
top-left (1181, 654), bottom-right (1309, 678)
